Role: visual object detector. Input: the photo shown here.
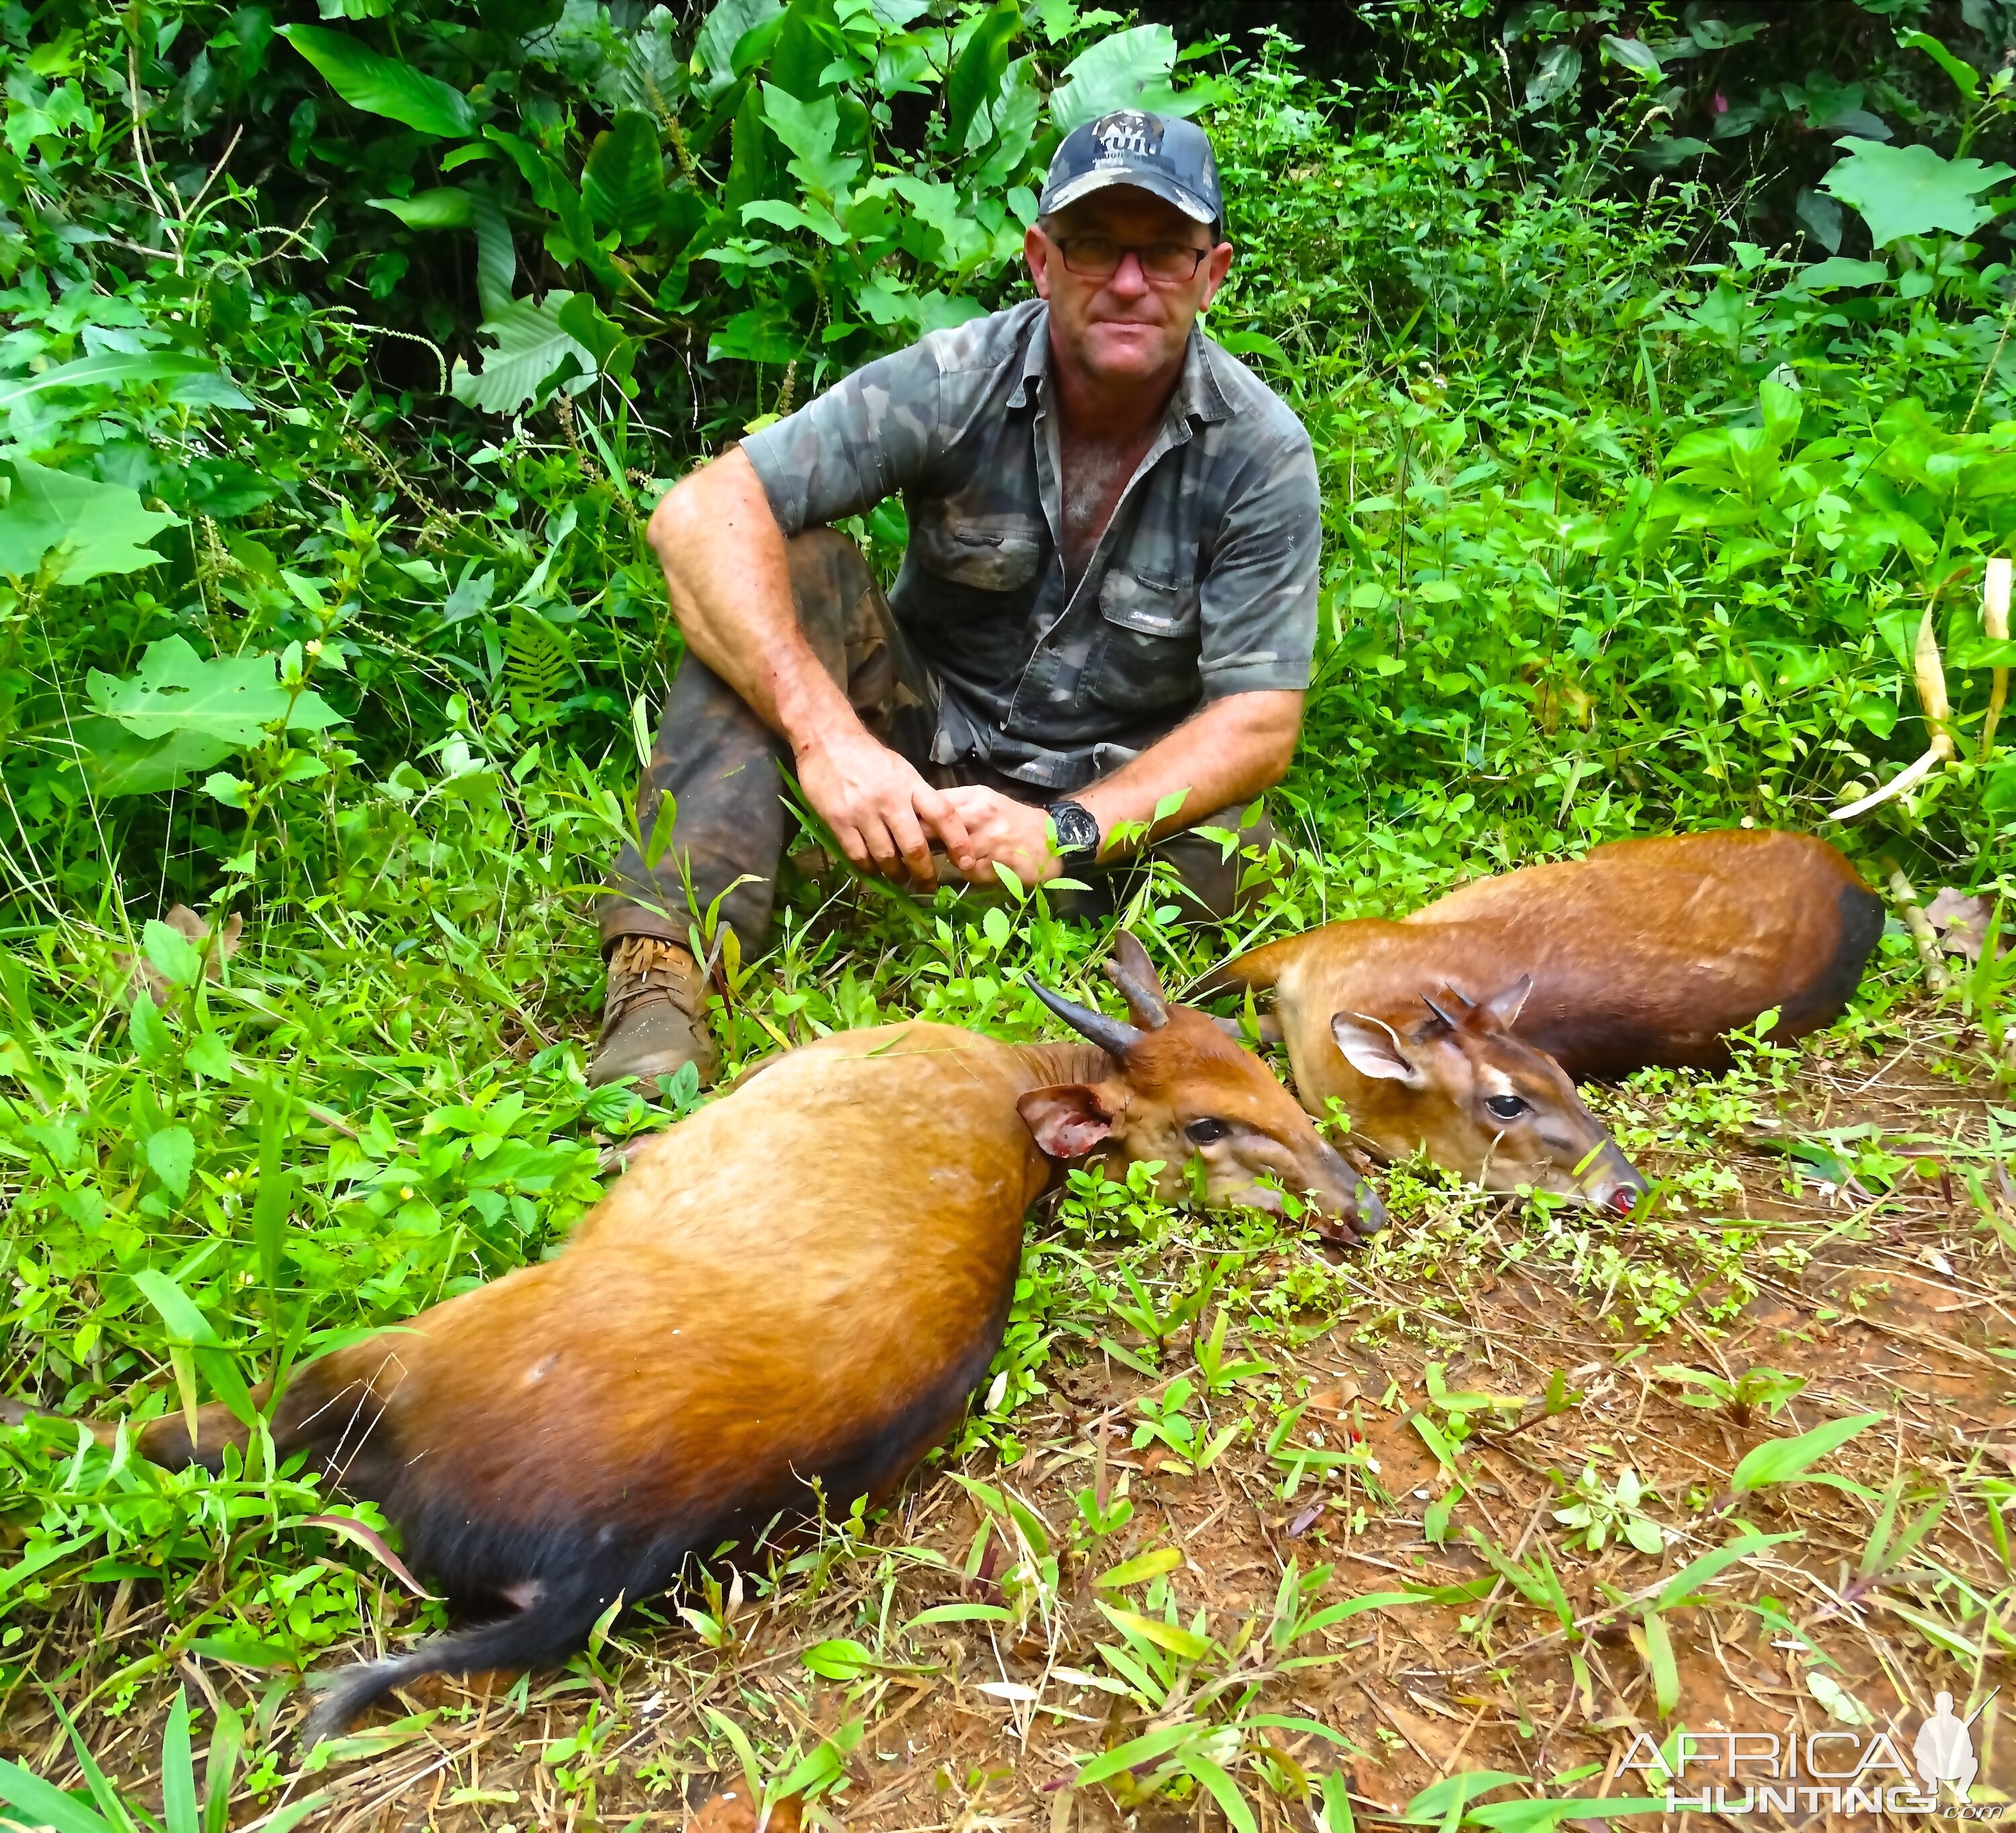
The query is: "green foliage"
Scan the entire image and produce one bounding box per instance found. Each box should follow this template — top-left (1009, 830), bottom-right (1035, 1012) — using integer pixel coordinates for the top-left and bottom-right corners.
top-left (1728, 1412), bottom-right (1888, 1498)
top-left (0, 1686), bottom-right (326, 1833)
top-left (1821, 138), bottom-right (2016, 246)
top-left (0, 458), bottom-right (181, 585)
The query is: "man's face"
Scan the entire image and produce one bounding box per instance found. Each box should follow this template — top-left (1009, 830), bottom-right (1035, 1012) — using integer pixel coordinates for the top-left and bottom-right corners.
top-left (1025, 188), bottom-right (1233, 392)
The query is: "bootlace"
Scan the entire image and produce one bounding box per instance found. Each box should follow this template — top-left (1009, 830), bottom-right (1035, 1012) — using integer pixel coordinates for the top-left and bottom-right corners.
top-left (604, 936), bottom-right (703, 1024)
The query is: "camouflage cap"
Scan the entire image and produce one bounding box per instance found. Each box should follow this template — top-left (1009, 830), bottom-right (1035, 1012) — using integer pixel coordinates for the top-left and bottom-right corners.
top-left (1038, 110), bottom-right (1223, 229)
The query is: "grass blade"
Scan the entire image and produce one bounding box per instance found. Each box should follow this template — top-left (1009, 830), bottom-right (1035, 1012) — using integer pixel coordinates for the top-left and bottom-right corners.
top-left (1730, 1412), bottom-right (1884, 1495)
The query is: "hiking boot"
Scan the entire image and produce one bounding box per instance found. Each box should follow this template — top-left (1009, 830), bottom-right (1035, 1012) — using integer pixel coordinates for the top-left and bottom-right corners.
top-left (587, 936), bottom-right (720, 1090)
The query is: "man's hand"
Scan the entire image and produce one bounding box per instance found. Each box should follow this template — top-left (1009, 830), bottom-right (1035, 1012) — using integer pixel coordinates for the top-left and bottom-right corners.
top-left (940, 786), bottom-right (1062, 887)
top-left (798, 726), bottom-right (975, 885)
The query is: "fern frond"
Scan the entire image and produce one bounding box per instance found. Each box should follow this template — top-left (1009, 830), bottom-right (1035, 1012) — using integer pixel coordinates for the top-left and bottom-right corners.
top-left (503, 606), bottom-right (572, 728)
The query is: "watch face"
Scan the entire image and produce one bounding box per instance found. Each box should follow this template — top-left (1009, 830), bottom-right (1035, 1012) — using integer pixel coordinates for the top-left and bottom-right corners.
top-left (1050, 802), bottom-right (1099, 857)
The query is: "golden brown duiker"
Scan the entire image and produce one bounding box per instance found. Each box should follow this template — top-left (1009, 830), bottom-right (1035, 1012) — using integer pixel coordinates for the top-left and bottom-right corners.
top-left (1214, 830), bottom-right (1880, 1207)
top-left (5, 936), bottom-right (1378, 1742)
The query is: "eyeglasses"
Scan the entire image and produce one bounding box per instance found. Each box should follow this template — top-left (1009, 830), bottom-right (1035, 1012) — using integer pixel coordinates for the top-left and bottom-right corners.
top-left (1050, 234), bottom-right (1212, 284)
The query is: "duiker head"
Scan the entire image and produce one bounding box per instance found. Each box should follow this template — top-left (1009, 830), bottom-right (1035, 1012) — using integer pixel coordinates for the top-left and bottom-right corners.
top-left (1019, 934), bottom-right (1386, 1244)
top-left (1328, 979), bottom-right (1646, 1214)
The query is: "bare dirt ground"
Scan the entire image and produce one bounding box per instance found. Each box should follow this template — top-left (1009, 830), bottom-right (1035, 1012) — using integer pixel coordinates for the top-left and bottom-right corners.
top-left (6, 1009), bottom-right (2013, 1833)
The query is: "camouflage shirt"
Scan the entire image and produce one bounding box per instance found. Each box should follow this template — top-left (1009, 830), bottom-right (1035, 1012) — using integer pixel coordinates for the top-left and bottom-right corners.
top-left (741, 296), bottom-right (1321, 793)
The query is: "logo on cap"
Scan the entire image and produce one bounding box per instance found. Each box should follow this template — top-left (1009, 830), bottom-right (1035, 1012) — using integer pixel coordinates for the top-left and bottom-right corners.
top-left (1093, 110), bottom-right (1164, 161)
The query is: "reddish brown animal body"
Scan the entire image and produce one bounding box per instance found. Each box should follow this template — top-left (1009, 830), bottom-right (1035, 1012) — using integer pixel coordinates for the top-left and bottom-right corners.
top-left (1396, 829), bottom-right (1882, 1074)
top-left (7, 938), bottom-right (1376, 1741)
top-left (1214, 829), bottom-right (1880, 1203)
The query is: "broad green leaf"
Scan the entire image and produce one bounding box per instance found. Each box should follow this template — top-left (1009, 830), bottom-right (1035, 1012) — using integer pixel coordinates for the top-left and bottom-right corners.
top-left (708, 304), bottom-right (804, 365)
top-left (1640, 1611), bottom-right (1679, 1717)
top-left (252, 1084), bottom-right (295, 1295)
top-left (900, 1602), bottom-right (1013, 1629)
top-left (1050, 26), bottom-right (1190, 136)
top-left (128, 989), bottom-right (171, 1065)
top-left (1094, 1545), bottom-right (1183, 1588)
top-left (468, 190), bottom-right (516, 318)
top-left (482, 126), bottom-right (558, 209)
top-left (280, 24), bottom-right (476, 138)
top-left (1900, 30), bottom-right (1980, 105)
top-left (1797, 185), bottom-right (1845, 250)
top-left (1820, 138), bottom-right (2014, 246)
top-left (583, 110), bottom-right (665, 241)
top-left (1320, 1770), bottom-right (1355, 1833)
top-left (450, 294), bottom-right (594, 413)
top-left (184, 1030), bottom-right (232, 1080)
top-left (1730, 1412), bottom-right (1884, 1494)
top-left (759, 84), bottom-right (859, 200)
top-left (161, 1691), bottom-right (198, 1833)
top-left (0, 458), bottom-right (181, 585)
top-left (1404, 1770), bottom-right (1527, 1826)
top-left (555, 294), bottom-right (636, 387)
top-left (1760, 378), bottom-right (1803, 452)
top-left (1095, 1601), bottom-right (1210, 1659)
top-left (368, 188), bottom-right (474, 228)
top-left (1075, 1720), bottom-right (1210, 1786)
top-left (1637, 134), bottom-right (1712, 171)
top-left (86, 637), bottom-right (339, 745)
top-left (1524, 42), bottom-right (1583, 112)
top-left (69, 721), bottom-right (237, 799)
top-left (889, 174), bottom-right (989, 268)
top-left (1797, 256), bottom-right (1888, 290)
top-left (0, 1755), bottom-right (116, 1833)
top-left (742, 196), bottom-right (849, 243)
top-left (943, 0), bottom-right (1021, 154)
top-left (142, 920), bottom-right (204, 989)
top-left (1409, 1412), bottom-right (1460, 1470)
top-left (134, 1267), bottom-right (216, 1344)
top-left (696, 0), bottom-right (784, 100)
top-left (802, 1637), bottom-right (876, 1679)
top-left (771, 1720), bottom-right (863, 1800)
top-left (1182, 1750), bottom-right (1257, 1833)
top-left (0, 350), bottom-right (216, 413)
top-left (1654, 1531), bottom-right (1798, 1611)
top-left (1599, 34), bottom-right (1661, 77)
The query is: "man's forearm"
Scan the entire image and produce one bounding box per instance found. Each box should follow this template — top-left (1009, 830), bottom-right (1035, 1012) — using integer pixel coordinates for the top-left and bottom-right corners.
top-left (1077, 690), bottom-right (1304, 857)
top-left (647, 448), bottom-right (861, 753)
top-left (645, 448), bottom-right (977, 882)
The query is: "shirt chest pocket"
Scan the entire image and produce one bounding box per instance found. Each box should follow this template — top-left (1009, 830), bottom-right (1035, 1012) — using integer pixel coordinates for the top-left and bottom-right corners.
top-left (910, 512), bottom-right (1047, 595)
top-left (1091, 566), bottom-right (1202, 715)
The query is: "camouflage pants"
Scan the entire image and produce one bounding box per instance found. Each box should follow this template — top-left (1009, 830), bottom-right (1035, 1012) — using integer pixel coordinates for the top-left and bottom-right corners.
top-left (597, 529), bottom-right (1279, 952)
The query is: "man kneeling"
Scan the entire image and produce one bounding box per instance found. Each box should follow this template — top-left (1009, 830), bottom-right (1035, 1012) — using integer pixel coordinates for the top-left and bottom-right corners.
top-left (592, 110), bottom-right (1322, 1089)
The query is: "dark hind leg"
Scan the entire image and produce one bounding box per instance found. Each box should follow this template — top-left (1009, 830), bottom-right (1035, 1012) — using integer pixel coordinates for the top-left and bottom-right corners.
top-left (137, 1392), bottom-right (267, 1470)
top-left (141, 1360), bottom-right (388, 1475)
top-left (1, 1391), bottom-right (255, 1464)
top-left (300, 1564), bottom-right (631, 1746)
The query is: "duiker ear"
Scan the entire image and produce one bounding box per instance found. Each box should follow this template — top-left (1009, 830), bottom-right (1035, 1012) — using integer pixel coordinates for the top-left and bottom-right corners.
top-left (1330, 1014), bottom-right (1420, 1083)
top-left (1019, 1084), bottom-right (1126, 1158)
top-left (1478, 975), bottom-right (1533, 1029)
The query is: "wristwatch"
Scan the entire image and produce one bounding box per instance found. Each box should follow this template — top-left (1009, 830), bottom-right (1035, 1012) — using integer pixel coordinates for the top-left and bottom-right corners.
top-left (1046, 799), bottom-right (1101, 869)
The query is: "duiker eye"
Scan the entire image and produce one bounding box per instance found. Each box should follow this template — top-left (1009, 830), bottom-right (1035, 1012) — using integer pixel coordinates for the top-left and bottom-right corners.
top-left (1185, 1117), bottom-right (1230, 1145)
top-left (1484, 1094), bottom-right (1529, 1120)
